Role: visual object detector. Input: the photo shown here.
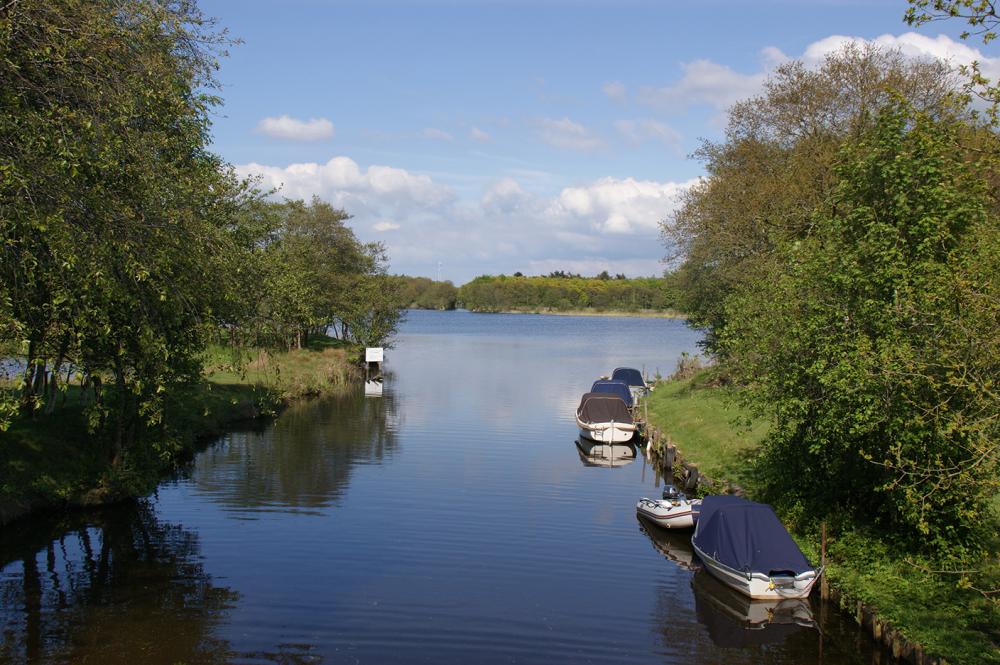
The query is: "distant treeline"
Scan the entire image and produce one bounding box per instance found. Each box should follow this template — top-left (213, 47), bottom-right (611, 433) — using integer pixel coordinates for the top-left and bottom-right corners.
top-left (389, 273), bottom-right (678, 313)
top-left (457, 273), bottom-right (678, 312)
top-left (392, 276), bottom-right (459, 310)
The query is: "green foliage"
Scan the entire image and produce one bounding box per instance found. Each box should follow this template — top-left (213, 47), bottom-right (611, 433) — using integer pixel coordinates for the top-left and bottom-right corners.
top-left (457, 274), bottom-right (679, 313)
top-left (0, 3), bottom-right (401, 482)
top-left (0, 0), bottom-right (251, 460)
top-left (233, 197), bottom-right (403, 350)
top-left (666, 45), bottom-right (960, 351)
top-left (393, 276), bottom-right (458, 310)
top-left (721, 103), bottom-right (1000, 554)
top-left (645, 371), bottom-right (1000, 663)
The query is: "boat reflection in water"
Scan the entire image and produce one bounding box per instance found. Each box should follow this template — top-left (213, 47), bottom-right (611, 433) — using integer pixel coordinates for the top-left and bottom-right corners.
top-left (638, 515), bottom-right (817, 648)
top-left (574, 438), bottom-right (637, 467)
top-left (637, 514), bottom-right (699, 571)
top-left (692, 569), bottom-right (816, 648)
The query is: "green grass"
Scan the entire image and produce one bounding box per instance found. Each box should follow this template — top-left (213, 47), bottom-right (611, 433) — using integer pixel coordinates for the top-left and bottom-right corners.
top-left (644, 369), bottom-right (1000, 664)
top-left (0, 386), bottom-right (109, 516)
top-left (642, 371), bottom-right (767, 484)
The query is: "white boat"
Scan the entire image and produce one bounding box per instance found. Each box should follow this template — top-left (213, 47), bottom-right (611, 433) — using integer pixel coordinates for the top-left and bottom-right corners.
top-left (692, 496), bottom-right (822, 600)
top-left (636, 485), bottom-right (700, 529)
top-left (575, 392), bottom-right (635, 443)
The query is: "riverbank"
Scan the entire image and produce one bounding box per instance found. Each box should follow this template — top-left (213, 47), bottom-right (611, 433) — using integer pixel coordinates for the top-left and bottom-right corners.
top-left (468, 307), bottom-right (686, 319)
top-left (0, 339), bottom-right (361, 527)
top-left (644, 370), bottom-right (1000, 665)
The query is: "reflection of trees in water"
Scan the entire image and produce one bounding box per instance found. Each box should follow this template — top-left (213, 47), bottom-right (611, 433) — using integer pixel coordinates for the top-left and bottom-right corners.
top-left (194, 387), bottom-right (399, 510)
top-left (0, 501), bottom-right (237, 664)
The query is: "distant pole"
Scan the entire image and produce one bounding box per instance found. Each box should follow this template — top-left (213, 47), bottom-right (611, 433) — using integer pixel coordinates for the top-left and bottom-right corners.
top-left (437, 261), bottom-right (442, 282)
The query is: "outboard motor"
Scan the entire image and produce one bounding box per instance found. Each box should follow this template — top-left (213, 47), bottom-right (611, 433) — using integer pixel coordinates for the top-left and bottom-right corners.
top-left (662, 484), bottom-right (686, 501)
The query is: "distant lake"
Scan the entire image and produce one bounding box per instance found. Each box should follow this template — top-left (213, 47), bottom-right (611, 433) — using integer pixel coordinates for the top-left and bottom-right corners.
top-left (0, 310), bottom-right (884, 664)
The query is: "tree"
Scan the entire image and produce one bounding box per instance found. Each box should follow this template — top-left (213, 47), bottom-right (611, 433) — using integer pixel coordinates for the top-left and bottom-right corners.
top-left (721, 103), bottom-right (999, 553)
top-left (0, 0), bottom-right (251, 461)
top-left (906, 1), bottom-right (1000, 123)
top-left (664, 44), bottom-right (960, 351)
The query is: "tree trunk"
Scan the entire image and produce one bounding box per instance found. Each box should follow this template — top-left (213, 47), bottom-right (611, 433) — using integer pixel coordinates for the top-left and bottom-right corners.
top-left (112, 355), bottom-right (127, 467)
top-left (20, 338), bottom-right (37, 412)
top-left (44, 335), bottom-right (70, 415)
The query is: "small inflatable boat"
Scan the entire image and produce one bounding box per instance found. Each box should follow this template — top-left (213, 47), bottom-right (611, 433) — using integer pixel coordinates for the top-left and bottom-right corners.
top-left (636, 485), bottom-right (700, 529)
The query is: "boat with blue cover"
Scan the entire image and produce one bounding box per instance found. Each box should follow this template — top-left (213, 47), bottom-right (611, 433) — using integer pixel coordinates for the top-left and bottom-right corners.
top-left (611, 367), bottom-right (651, 402)
top-left (590, 379), bottom-right (634, 409)
top-left (691, 495), bottom-right (822, 599)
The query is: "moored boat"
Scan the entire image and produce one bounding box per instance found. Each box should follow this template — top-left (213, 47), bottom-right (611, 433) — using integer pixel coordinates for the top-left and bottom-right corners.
top-left (635, 484), bottom-right (700, 529)
top-left (589, 379), bottom-right (634, 410)
top-left (611, 367), bottom-right (651, 403)
top-left (575, 392), bottom-right (635, 443)
top-left (691, 495), bottom-right (822, 600)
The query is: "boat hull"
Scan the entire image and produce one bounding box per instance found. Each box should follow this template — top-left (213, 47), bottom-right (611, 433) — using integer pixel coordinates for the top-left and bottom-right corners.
top-left (576, 419), bottom-right (635, 443)
top-left (636, 498), bottom-right (699, 529)
top-left (692, 542), bottom-right (820, 600)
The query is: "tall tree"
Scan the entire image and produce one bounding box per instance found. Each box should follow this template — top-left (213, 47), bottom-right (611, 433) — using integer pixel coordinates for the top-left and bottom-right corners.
top-left (664, 44), bottom-right (960, 351)
top-left (721, 103), bottom-right (999, 553)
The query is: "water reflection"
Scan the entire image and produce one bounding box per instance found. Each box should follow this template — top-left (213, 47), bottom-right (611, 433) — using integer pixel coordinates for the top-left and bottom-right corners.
top-left (575, 439), bottom-right (637, 467)
top-left (0, 501), bottom-right (237, 664)
top-left (692, 571), bottom-right (816, 648)
top-left (637, 515), bottom-right (698, 571)
top-left (191, 386), bottom-right (399, 513)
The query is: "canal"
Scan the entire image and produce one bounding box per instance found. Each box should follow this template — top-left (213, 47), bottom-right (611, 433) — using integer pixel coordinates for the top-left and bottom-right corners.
top-left (0, 310), bottom-right (885, 664)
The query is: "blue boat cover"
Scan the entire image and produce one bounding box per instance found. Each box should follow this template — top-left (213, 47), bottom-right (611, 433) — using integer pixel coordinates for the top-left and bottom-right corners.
top-left (693, 496), bottom-right (813, 576)
top-left (611, 367), bottom-right (645, 388)
top-left (590, 380), bottom-right (633, 407)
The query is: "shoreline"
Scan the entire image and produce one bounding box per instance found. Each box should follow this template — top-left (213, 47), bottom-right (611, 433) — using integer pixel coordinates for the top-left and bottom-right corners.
top-left (0, 342), bottom-right (362, 528)
top-left (641, 372), bottom-right (998, 665)
top-left (464, 307), bottom-right (687, 319)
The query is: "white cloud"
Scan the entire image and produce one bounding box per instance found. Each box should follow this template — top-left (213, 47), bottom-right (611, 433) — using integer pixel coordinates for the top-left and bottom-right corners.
top-left (422, 127), bottom-right (454, 141)
top-left (469, 126), bottom-right (491, 142)
top-left (614, 119), bottom-right (682, 149)
top-left (482, 177), bottom-right (528, 212)
top-left (633, 32), bottom-right (1000, 119)
top-left (255, 115), bottom-right (335, 141)
top-left (536, 117), bottom-right (604, 152)
top-left (238, 156), bottom-right (454, 212)
top-left (237, 156), bottom-right (695, 281)
top-left (549, 176), bottom-right (699, 234)
top-left (602, 80), bottom-right (627, 102)
top-left (637, 59), bottom-right (768, 112)
top-left (802, 31), bottom-right (1000, 79)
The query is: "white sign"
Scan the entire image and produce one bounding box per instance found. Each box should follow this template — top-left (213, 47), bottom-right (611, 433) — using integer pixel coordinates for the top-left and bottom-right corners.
top-left (365, 347), bottom-right (384, 363)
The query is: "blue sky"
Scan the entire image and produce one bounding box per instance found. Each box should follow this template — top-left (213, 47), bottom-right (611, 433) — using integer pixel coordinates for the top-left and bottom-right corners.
top-left (199, 0), bottom-right (992, 283)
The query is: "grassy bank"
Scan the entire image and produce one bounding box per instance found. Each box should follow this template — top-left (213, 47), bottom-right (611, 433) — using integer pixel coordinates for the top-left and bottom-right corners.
top-left (644, 370), bottom-right (1000, 664)
top-left (0, 338), bottom-right (360, 525)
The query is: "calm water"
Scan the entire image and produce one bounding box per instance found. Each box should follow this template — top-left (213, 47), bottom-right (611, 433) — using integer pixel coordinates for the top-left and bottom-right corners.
top-left (0, 311), bottom-right (885, 664)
